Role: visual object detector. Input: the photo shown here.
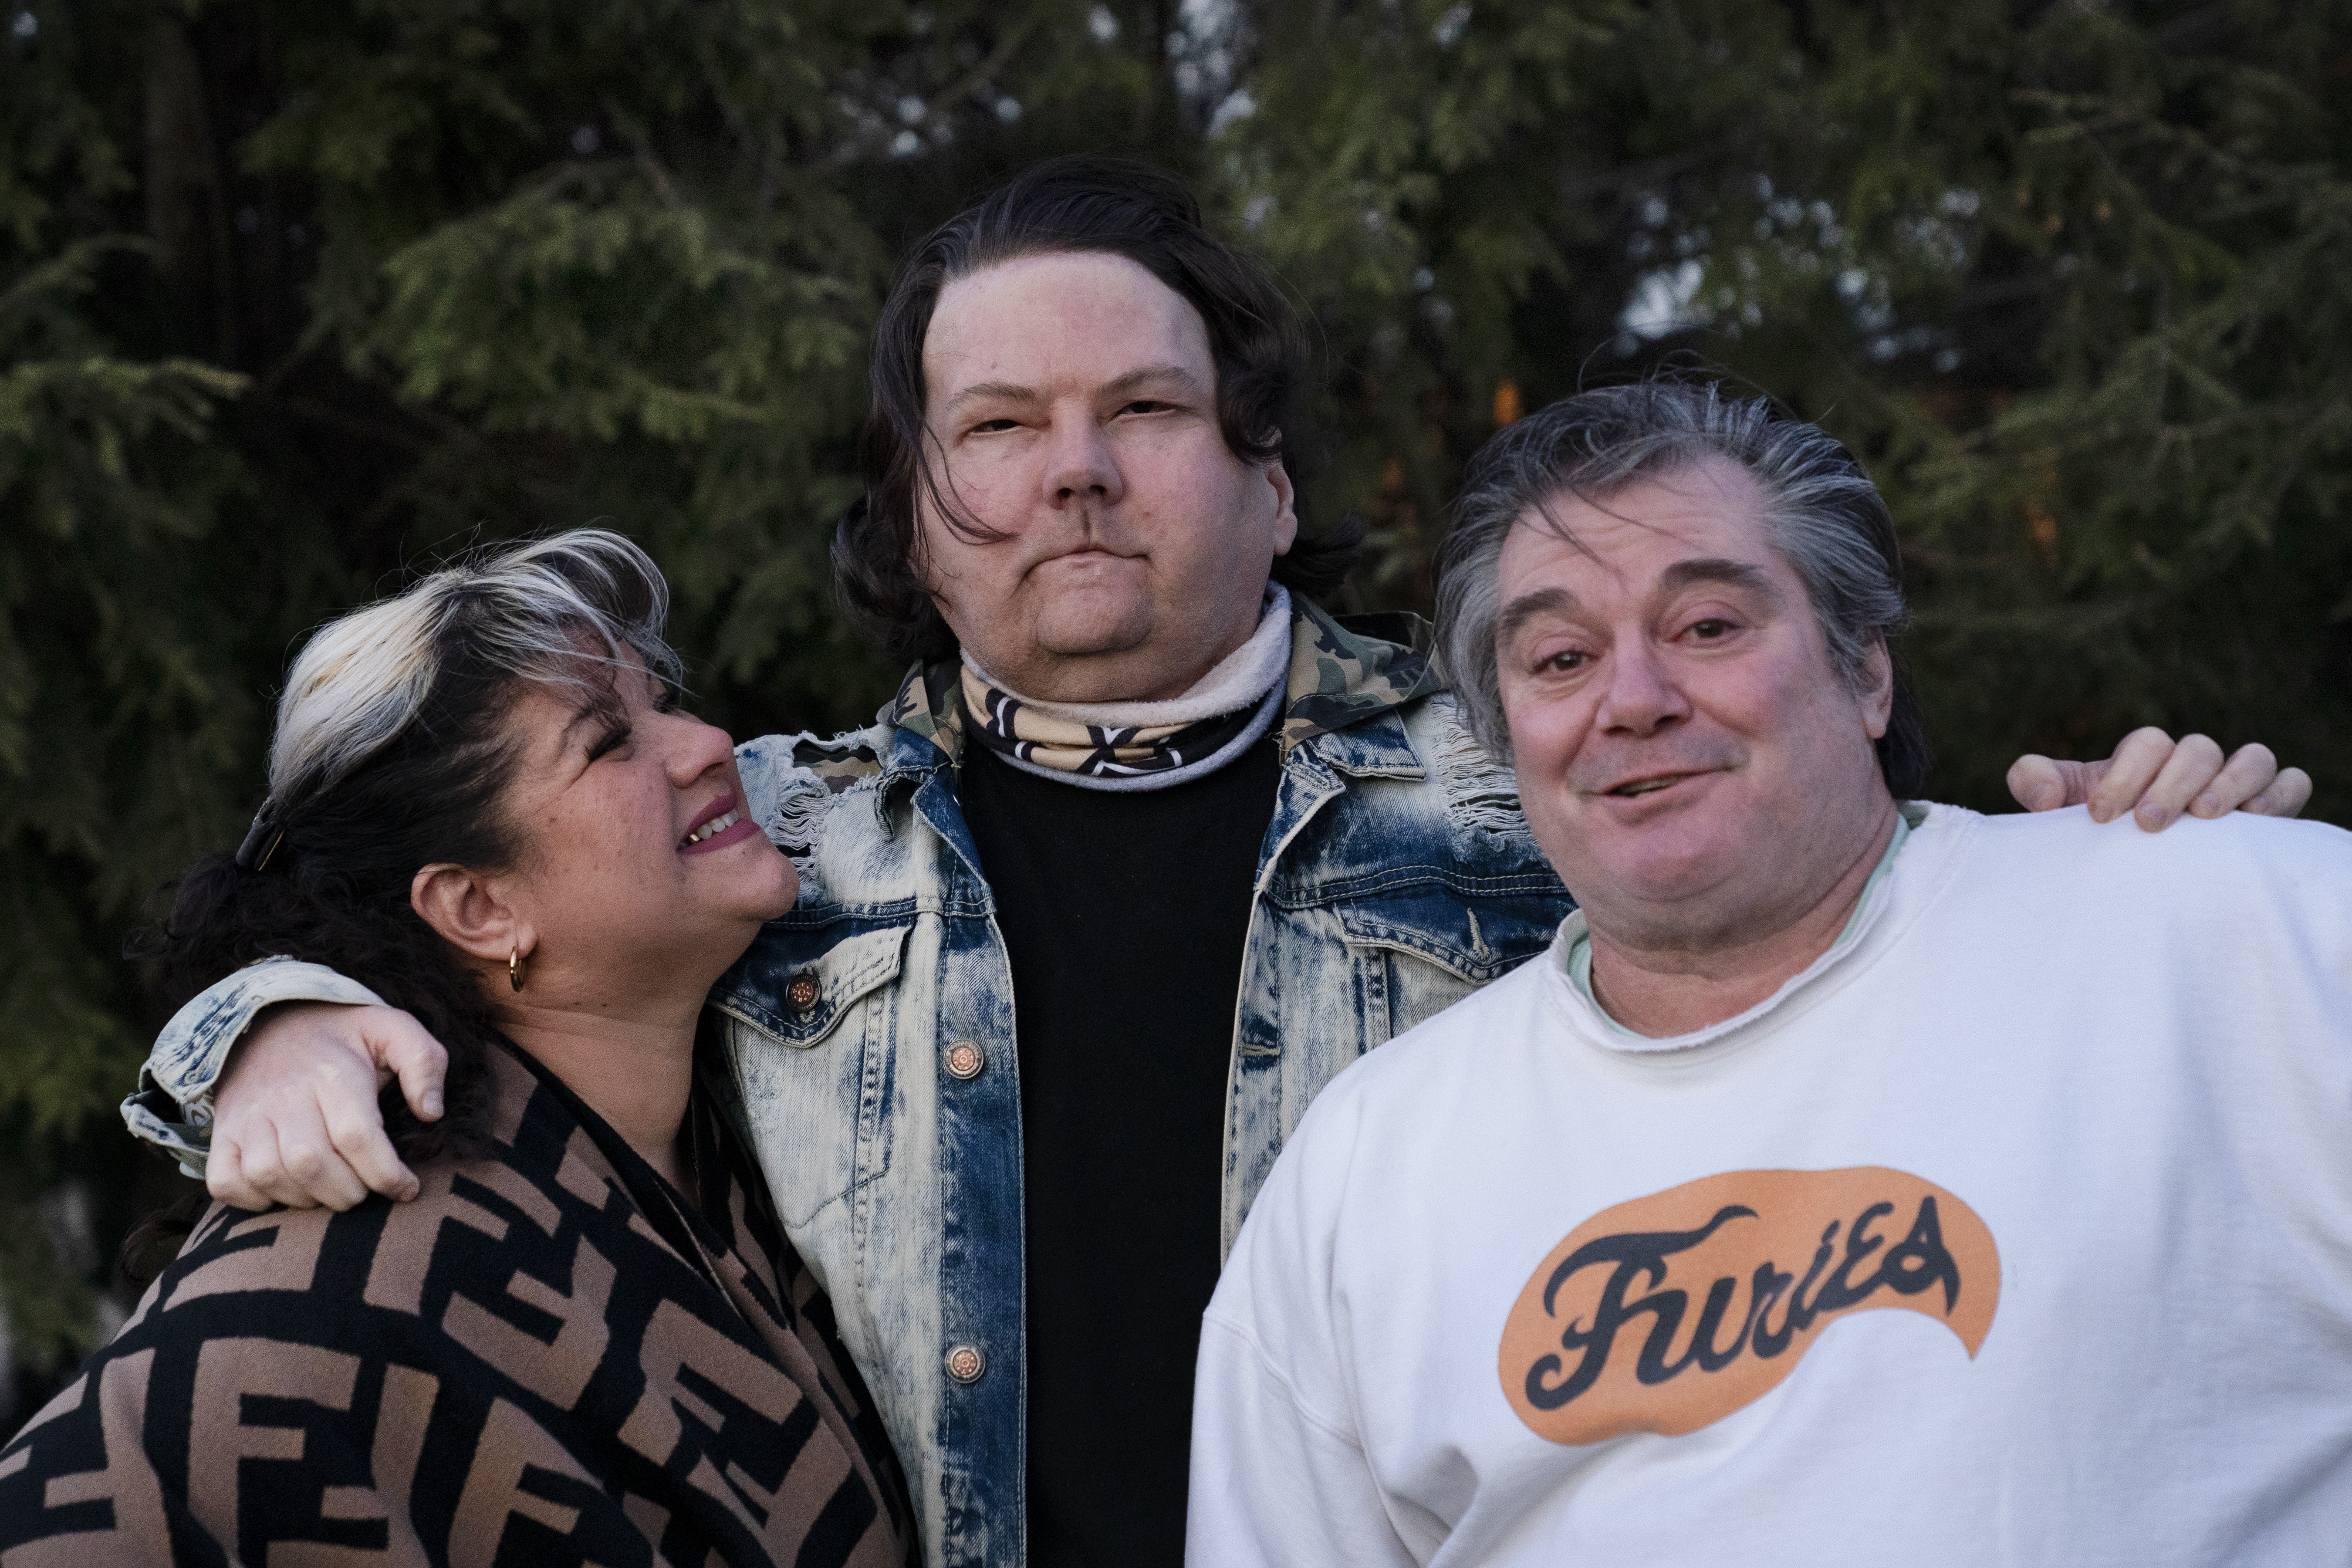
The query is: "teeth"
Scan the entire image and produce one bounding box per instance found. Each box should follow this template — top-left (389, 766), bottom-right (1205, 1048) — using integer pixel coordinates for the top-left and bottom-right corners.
top-left (683, 808), bottom-right (741, 846)
top-left (1617, 778), bottom-right (1674, 797)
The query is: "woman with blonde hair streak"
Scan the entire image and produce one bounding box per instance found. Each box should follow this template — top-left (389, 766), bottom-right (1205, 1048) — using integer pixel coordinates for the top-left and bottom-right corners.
top-left (0, 531), bottom-right (913, 1567)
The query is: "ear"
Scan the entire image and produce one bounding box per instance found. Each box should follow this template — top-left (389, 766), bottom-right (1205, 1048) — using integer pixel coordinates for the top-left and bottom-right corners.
top-left (411, 863), bottom-right (532, 968)
top-left (1856, 638), bottom-right (1895, 740)
top-left (1264, 457), bottom-right (1298, 557)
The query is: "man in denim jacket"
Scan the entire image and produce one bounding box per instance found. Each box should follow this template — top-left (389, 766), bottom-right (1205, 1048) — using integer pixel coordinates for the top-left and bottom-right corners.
top-left (122, 158), bottom-right (2304, 1568)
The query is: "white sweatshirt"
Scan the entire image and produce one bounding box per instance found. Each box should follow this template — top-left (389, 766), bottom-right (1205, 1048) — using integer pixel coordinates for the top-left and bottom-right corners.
top-left (1188, 804), bottom-right (2352, 1567)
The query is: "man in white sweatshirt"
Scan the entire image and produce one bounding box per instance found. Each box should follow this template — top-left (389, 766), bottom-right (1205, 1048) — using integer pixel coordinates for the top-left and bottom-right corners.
top-left (1186, 380), bottom-right (2352, 1566)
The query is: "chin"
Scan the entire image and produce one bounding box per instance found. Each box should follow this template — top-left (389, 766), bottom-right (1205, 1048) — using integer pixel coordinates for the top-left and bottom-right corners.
top-left (1578, 822), bottom-right (1742, 906)
top-left (1032, 599), bottom-right (1153, 659)
top-left (754, 860), bottom-right (801, 919)
top-left (709, 847), bottom-right (799, 923)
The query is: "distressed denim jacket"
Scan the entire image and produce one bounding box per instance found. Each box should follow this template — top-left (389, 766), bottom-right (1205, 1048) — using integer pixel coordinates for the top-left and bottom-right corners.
top-left (126, 599), bottom-right (1574, 1567)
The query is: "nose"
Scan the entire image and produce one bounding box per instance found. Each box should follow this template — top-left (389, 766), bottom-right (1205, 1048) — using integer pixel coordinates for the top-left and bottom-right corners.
top-left (663, 710), bottom-right (739, 789)
top-left (1041, 409), bottom-right (1124, 510)
top-left (1594, 638), bottom-right (1691, 738)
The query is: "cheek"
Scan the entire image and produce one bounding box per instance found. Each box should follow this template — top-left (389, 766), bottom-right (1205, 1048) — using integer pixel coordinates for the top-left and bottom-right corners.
top-left (1687, 647), bottom-right (1808, 737)
top-left (925, 434), bottom-right (1045, 533)
top-left (939, 446), bottom-right (1027, 514)
top-left (914, 512), bottom-right (1004, 603)
top-left (1761, 659), bottom-right (1869, 753)
top-left (558, 783), bottom-right (676, 881)
top-left (1132, 434), bottom-right (1255, 529)
top-left (1498, 683), bottom-right (1586, 783)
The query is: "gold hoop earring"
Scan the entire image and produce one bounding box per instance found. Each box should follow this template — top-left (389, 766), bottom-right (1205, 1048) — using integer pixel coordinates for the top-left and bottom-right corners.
top-left (509, 947), bottom-right (527, 992)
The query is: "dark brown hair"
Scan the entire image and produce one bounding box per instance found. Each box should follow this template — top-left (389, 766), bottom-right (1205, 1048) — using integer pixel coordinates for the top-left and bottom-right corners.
top-left (834, 154), bottom-right (1361, 666)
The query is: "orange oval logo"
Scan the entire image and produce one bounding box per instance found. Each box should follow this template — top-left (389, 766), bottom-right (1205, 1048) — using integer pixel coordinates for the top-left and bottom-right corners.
top-left (1499, 1167), bottom-right (1999, 1445)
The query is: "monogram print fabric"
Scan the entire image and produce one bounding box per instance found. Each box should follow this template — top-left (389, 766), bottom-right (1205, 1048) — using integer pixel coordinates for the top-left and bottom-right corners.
top-left (0, 1039), bottom-right (913, 1568)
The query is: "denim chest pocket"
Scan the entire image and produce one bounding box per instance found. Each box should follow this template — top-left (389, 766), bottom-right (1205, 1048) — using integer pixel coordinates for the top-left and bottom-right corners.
top-left (1336, 886), bottom-right (1563, 1046)
top-left (715, 923), bottom-right (910, 1226)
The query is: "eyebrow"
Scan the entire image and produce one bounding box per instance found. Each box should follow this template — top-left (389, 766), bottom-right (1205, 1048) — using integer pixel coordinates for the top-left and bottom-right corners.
top-left (557, 685), bottom-right (627, 749)
top-left (1099, 363), bottom-right (1206, 401)
top-left (941, 362), bottom-right (1206, 419)
top-left (942, 379), bottom-right (1037, 417)
top-left (1495, 558), bottom-right (1782, 642)
top-left (1659, 557), bottom-right (1782, 603)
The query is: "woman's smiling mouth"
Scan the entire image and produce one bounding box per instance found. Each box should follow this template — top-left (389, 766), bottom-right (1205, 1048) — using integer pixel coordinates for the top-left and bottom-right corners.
top-left (680, 796), bottom-right (760, 853)
top-left (682, 806), bottom-right (740, 845)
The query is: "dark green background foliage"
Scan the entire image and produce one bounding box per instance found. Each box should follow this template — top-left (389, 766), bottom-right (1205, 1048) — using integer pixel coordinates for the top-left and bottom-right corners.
top-left (3, 0), bottom-right (2347, 1419)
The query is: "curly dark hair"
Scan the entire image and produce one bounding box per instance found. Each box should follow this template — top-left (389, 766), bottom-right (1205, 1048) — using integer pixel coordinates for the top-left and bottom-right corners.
top-left (131, 531), bottom-right (682, 1219)
top-left (833, 153), bottom-right (1362, 667)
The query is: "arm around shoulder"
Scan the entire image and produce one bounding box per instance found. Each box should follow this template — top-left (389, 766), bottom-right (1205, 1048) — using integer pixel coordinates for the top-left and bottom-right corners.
top-left (127, 960), bottom-right (448, 1213)
top-left (125, 957), bottom-right (389, 1169)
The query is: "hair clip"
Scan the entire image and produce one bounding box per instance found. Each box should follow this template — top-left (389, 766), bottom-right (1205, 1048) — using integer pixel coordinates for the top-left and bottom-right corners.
top-left (233, 798), bottom-right (285, 871)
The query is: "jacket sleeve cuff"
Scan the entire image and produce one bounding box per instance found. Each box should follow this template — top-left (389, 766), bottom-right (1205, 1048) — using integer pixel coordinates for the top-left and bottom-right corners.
top-left (121, 1078), bottom-right (216, 1180)
top-left (132, 957), bottom-right (391, 1167)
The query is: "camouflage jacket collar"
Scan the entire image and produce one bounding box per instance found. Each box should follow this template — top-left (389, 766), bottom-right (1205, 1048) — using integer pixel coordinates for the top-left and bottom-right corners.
top-left (1274, 598), bottom-right (1442, 762)
top-left (882, 659), bottom-right (968, 777)
top-left (879, 597), bottom-right (1442, 780)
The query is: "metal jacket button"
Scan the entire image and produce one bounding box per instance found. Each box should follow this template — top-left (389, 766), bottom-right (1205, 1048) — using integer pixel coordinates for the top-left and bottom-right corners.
top-left (786, 973), bottom-right (820, 1017)
top-left (945, 1344), bottom-right (986, 1384)
top-left (943, 1041), bottom-right (985, 1080)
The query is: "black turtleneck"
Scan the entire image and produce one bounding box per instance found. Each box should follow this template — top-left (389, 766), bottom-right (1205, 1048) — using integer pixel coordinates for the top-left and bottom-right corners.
top-left (956, 733), bottom-right (1283, 1568)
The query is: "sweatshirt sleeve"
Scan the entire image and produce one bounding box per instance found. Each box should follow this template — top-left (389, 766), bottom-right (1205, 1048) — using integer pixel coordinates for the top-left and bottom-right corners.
top-left (1186, 1087), bottom-right (1421, 1568)
top-left (1186, 1316), bottom-right (1417, 1568)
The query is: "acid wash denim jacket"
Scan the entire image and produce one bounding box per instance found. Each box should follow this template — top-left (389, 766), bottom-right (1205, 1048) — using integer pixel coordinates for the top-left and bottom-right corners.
top-left (125, 598), bottom-right (1574, 1568)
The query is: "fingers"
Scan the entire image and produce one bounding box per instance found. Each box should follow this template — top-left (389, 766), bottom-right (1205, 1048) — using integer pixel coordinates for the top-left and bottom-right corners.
top-left (226, 1120), bottom-right (300, 1209)
top-left (2244, 766), bottom-right (2313, 819)
top-left (2129, 732), bottom-right (2227, 831)
top-left (2007, 754), bottom-right (2099, 813)
top-left (368, 1011), bottom-right (450, 1122)
top-left (2006, 756), bottom-right (2063, 813)
top-left (2184, 742), bottom-right (2277, 818)
top-left (211, 1000), bottom-right (428, 1207)
top-left (325, 1095), bottom-right (422, 1203)
top-left (214, 1048), bottom-right (381, 1210)
top-left (199, 1000), bottom-right (444, 1209)
top-left (206, 1135), bottom-right (275, 1213)
top-left (2017, 730), bottom-right (2311, 828)
top-left (248, 1111), bottom-right (372, 1211)
top-left (2085, 727), bottom-right (2178, 824)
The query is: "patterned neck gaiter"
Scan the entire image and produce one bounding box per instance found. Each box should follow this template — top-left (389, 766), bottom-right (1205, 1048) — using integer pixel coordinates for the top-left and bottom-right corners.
top-left (959, 585), bottom-right (1291, 794)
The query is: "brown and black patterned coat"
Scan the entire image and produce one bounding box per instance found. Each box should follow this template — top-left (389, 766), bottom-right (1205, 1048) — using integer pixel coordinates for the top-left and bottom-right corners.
top-left (0, 1036), bottom-right (915, 1567)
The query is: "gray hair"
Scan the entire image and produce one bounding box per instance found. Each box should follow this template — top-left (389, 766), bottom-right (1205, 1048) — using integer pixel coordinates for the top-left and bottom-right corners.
top-left (1433, 379), bottom-right (1930, 796)
top-left (266, 528), bottom-right (683, 817)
